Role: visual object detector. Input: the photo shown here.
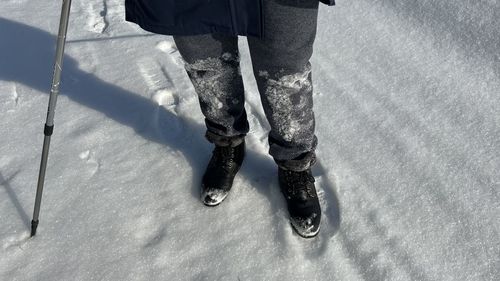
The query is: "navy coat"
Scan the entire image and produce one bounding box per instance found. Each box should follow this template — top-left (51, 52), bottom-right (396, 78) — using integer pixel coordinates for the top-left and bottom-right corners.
top-left (125, 0), bottom-right (335, 39)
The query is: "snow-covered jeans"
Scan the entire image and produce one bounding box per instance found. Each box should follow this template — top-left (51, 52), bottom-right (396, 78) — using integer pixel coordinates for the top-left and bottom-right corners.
top-left (173, 0), bottom-right (319, 171)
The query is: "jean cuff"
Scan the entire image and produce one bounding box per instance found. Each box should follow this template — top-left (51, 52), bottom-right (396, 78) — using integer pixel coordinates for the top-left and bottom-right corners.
top-left (275, 151), bottom-right (317, 171)
top-left (205, 130), bottom-right (246, 147)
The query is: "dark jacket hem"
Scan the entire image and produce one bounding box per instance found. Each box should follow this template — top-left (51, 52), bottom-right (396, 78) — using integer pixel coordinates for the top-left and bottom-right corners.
top-left (125, 4), bottom-right (263, 38)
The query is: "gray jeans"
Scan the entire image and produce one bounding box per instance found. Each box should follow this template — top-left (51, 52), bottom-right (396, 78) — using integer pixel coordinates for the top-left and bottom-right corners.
top-left (173, 0), bottom-right (319, 171)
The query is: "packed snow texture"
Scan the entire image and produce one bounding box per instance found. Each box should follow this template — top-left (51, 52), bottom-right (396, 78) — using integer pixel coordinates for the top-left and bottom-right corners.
top-left (1, 0), bottom-right (499, 280)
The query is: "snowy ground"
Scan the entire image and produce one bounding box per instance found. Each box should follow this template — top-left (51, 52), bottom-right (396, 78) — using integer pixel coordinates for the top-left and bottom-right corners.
top-left (1, 1), bottom-right (499, 280)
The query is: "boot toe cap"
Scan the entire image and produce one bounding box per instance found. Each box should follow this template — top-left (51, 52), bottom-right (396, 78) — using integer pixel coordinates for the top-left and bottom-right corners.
top-left (290, 212), bottom-right (321, 238)
top-left (201, 185), bottom-right (229, 206)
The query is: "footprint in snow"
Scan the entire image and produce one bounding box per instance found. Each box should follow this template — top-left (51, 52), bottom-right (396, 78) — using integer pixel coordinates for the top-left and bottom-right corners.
top-left (156, 40), bottom-right (185, 66)
top-left (152, 89), bottom-right (179, 108)
top-left (1, 82), bottom-right (19, 111)
top-left (85, 1), bottom-right (108, 34)
top-left (156, 40), bottom-right (178, 54)
top-left (79, 150), bottom-right (100, 176)
top-left (137, 59), bottom-right (180, 111)
top-left (2, 232), bottom-right (30, 251)
top-left (132, 215), bottom-right (167, 248)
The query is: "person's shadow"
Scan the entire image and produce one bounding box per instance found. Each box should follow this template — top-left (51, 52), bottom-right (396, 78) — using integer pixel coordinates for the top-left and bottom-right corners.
top-left (0, 17), bottom-right (340, 251)
top-left (0, 16), bottom-right (211, 229)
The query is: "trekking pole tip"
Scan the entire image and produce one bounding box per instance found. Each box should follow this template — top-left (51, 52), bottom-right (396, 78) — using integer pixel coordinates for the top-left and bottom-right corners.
top-left (31, 220), bottom-right (39, 237)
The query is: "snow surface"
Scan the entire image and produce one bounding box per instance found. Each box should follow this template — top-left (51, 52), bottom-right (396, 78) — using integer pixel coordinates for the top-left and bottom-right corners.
top-left (1, 0), bottom-right (499, 280)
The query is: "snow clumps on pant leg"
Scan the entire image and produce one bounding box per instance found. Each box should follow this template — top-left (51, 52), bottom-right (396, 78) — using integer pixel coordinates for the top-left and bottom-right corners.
top-left (258, 62), bottom-right (318, 171)
top-left (183, 52), bottom-right (249, 142)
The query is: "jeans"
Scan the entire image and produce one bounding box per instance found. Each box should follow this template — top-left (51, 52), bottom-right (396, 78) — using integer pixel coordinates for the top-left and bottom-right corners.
top-left (173, 0), bottom-right (320, 171)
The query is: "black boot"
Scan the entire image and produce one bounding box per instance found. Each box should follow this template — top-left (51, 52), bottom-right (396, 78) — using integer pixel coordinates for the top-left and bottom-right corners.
top-left (278, 167), bottom-right (321, 238)
top-left (201, 140), bottom-right (245, 206)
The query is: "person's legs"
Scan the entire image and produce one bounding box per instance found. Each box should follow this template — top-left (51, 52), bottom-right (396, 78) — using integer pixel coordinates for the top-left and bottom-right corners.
top-left (173, 33), bottom-right (249, 146)
top-left (247, 0), bottom-right (322, 237)
top-left (173, 33), bottom-right (248, 205)
top-left (247, 0), bottom-right (319, 172)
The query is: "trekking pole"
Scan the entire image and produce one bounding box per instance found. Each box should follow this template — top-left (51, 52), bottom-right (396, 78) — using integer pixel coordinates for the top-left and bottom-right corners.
top-left (31, 0), bottom-right (73, 237)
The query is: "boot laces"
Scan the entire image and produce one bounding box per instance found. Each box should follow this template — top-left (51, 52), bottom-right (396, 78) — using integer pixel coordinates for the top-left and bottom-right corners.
top-left (284, 169), bottom-right (316, 198)
top-left (213, 145), bottom-right (236, 170)
top-left (214, 145), bottom-right (235, 158)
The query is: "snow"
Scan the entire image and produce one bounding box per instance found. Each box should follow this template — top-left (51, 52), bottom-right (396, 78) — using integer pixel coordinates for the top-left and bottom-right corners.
top-left (260, 62), bottom-right (314, 142)
top-left (1, 0), bottom-right (499, 280)
top-left (183, 53), bottom-right (242, 128)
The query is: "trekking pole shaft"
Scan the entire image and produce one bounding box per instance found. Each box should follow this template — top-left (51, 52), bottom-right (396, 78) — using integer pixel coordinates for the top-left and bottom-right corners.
top-left (31, 0), bottom-right (72, 237)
